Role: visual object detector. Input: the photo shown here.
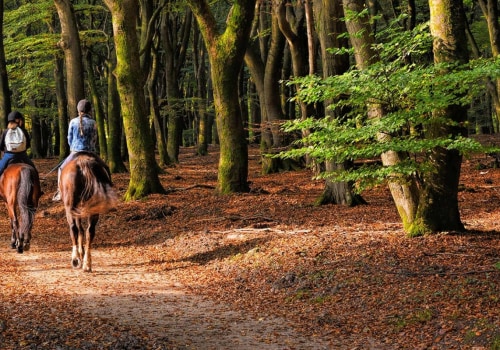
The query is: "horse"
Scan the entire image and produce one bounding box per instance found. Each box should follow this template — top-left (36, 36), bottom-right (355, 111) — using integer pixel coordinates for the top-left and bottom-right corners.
top-left (0, 163), bottom-right (42, 253)
top-left (60, 151), bottom-right (118, 272)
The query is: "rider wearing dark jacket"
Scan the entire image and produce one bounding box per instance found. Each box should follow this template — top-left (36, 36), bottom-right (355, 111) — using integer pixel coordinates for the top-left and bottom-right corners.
top-left (0, 111), bottom-right (36, 177)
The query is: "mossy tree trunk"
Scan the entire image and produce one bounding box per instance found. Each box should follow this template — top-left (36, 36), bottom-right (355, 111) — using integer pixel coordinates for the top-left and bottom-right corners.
top-left (193, 25), bottom-right (209, 156)
top-left (412, 0), bottom-right (469, 234)
top-left (104, 0), bottom-right (165, 200)
top-left (106, 59), bottom-right (127, 173)
top-left (186, 0), bottom-right (255, 193)
top-left (343, 0), bottom-right (420, 231)
top-left (85, 51), bottom-right (107, 161)
top-left (161, 6), bottom-right (192, 163)
top-left (344, 0), bottom-right (468, 235)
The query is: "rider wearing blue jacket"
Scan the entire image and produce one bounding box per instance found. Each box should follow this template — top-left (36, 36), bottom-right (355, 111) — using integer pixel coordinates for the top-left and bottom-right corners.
top-left (52, 99), bottom-right (97, 201)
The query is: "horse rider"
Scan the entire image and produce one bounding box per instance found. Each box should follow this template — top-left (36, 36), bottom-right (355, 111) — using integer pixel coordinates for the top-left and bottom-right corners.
top-left (52, 99), bottom-right (98, 202)
top-left (0, 111), bottom-right (37, 177)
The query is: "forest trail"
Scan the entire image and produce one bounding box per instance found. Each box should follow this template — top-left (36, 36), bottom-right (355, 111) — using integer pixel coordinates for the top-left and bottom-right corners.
top-left (0, 234), bottom-right (332, 349)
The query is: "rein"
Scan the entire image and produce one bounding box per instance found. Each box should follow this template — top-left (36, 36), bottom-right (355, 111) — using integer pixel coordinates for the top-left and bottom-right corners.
top-left (41, 158), bottom-right (65, 181)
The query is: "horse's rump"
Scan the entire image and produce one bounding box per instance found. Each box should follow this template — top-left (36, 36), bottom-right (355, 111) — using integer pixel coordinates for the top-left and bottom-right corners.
top-left (61, 152), bottom-right (118, 217)
top-left (0, 163), bottom-right (42, 208)
top-left (0, 163), bottom-right (41, 253)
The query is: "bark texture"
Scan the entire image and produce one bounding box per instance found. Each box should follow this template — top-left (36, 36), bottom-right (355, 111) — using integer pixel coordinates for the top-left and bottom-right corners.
top-left (343, 0), bottom-right (420, 232)
top-left (314, 0), bottom-right (364, 206)
top-left (186, 0), bottom-right (256, 193)
top-left (54, 0), bottom-right (85, 125)
top-left (0, 0), bottom-right (10, 125)
top-left (413, 0), bottom-right (469, 234)
top-left (104, 0), bottom-right (165, 199)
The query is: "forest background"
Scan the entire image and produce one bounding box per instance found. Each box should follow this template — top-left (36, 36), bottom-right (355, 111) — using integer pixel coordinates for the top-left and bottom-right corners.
top-left (0, 0), bottom-right (498, 348)
top-left (0, 1), bottom-right (499, 227)
top-left (0, 0), bottom-right (498, 237)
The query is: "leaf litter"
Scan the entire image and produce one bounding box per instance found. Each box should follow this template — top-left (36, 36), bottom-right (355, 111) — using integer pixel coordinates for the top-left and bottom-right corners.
top-left (0, 144), bottom-right (498, 349)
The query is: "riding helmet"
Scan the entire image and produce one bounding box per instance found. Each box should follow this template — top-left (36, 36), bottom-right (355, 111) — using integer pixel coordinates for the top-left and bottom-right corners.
top-left (7, 111), bottom-right (23, 122)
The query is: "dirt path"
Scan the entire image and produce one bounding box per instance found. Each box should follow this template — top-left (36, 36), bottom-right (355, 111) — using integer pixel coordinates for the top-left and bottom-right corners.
top-left (0, 236), bottom-right (331, 349)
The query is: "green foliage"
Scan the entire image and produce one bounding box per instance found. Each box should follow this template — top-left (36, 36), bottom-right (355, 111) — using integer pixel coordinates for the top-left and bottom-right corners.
top-left (3, 1), bottom-right (112, 122)
top-left (278, 21), bottom-right (500, 192)
top-left (4, 2), bottom-right (60, 110)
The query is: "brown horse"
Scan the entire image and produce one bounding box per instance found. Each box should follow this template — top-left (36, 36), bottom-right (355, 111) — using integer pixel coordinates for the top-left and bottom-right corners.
top-left (0, 163), bottom-right (42, 253)
top-left (60, 151), bottom-right (117, 272)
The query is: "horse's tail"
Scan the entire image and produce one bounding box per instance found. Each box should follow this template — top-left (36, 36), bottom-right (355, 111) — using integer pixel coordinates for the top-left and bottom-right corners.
top-left (17, 166), bottom-right (40, 240)
top-left (70, 155), bottom-right (118, 217)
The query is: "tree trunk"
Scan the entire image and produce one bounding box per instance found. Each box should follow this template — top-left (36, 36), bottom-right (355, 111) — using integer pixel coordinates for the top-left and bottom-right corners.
top-left (29, 99), bottom-right (44, 159)
top-left (343, 0), bottom-right (420, 231)
top-left (186, 0), bottom-right (255, 193)
top-left (54, 0), bottom-right (85, 128)
top-left (261, 9), bottom-right (287, 173)
top-left (104, 0), bottom-right (165, 200)
top-left (53, 57), bottom-right (68, 158)
top-left (478, 0), bottom-right (500, 130)
top-left (85, 52), bottom-right (107, 160)
top-left (414, 0), bottom-right (469, 233)
top-left (148, 42), bottom-right (169, 167)
top-left (161, 7), bottom-right (192, 163)
top-left (245, 2), bottom-right (301, 174)
top-left (276, 0), bottom-right (316, 166)
top-left (0, 0), bottom-right (11, 124)
top-left (106, 59), bottom-right (127, 173)
top-left (314, 0), bottom-right (364, 206)
top-left (193, 25), bottom-right (209, 156)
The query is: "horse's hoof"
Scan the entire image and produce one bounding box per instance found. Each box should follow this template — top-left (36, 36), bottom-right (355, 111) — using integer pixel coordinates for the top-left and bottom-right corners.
top-left (17, 247), bottom-right (23, 254)
top-left (23, 243), bottom-right (30, 251)
top-left (72, 259), bottom-right (81, 269)
top-left (10, 242), bottom-right (16, 249)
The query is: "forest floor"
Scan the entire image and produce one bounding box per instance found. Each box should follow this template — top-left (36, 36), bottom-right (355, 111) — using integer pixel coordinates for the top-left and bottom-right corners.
top-left (0, 143), bottom-right (499, 350)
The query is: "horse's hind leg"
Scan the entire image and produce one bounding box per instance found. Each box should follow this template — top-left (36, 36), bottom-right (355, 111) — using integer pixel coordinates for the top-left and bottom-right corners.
top-left (68, 216), bottom-right (83, 268)
top-left (7, 204), bottom-right (22, 253)
top-left (9, 217), bottom-right (18, 250)
top-left (19, 208), bottom-right (35, 253)
top-left (82, 215), bottom-right (99, 273)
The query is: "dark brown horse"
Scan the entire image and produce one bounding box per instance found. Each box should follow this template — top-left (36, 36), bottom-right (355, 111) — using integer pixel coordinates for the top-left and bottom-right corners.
top-left (0, 163), bottom-right (42, 253)
top-left (60, 151), bottom-right (117, 272)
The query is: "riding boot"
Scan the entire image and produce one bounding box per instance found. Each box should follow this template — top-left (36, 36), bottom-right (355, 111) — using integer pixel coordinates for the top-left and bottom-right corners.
top-left (52, 190), bottom-right (61, 202)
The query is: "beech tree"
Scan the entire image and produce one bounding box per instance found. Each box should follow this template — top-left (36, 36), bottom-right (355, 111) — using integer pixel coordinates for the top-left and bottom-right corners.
top-left (161, 4), bottom-right (192, 163)
top-left (0, 0), bottom-right (11, 124)
top-left (279, 0), bottom-right (498, 235)
top-left (54, 0), bottom-right (85, 160)
top-left (245, 0), bottom-right (290, 174)
top-left (313, 0), bottom-right (364, 206)
top-left (478, 0), bottom-right (500, 131)
top-left (185, 0), bottom-right (256, 193)
top-left (418, 0), bottom-right (470, 232)
top-left (103, 0), bottom-right (165, 200)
